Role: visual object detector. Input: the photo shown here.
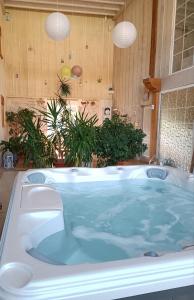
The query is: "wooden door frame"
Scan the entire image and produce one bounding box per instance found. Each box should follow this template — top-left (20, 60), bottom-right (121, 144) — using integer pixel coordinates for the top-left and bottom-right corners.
top-left (190, 150), bottom-right (194, 173)
top-left (143, 78), bottom-right (161, 159)
top-left (142, 0), bottom-right (160, 159)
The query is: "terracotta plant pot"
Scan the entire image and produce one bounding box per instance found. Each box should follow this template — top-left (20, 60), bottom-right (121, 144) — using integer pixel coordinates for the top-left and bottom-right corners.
top-left (53, 159), bottom-right (65, 168)
top-left (53, 159), bottom-right (74, 168)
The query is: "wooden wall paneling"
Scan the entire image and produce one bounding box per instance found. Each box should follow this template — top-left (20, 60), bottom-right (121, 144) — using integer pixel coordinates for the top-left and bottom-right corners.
top-left (135, 1), bottom-right (143, 124)
top-left (27, 10), bottom-right (36, 97)
top-left (154, 0), bottom-right (164, 78)
top-left (5, 10), bottom-right (13, 96)
top-left (18, 10), bottom-right (27, 97)
top-left (113, 42), bottom-right (119, 110)
top-left (0, 26), bottom-right (3, 59)
top-left (5, 11), bottom-right (12, 96)
top-left (83, 16), bottom-right (93, 99)
top-left (4, 9), bottom-right (113, 103)
top-left (133, 1), bottom-right (140, 121)
top-left (0, 5), bottom-right (7, 140)
top-left (149, 0), bottom-right (158, 77)
top-left (92, 17), bottom-right (101, 100)
top-left (68, 15), bottom-right (83, 99)
top-left (102, 17), bottom-right (113, 100)
top-left (97, 17), bottom-right (103, 100)
top-left (113, 0), bottom-right (152, 125)
top-left (141, 0), bottom-right (152, 88)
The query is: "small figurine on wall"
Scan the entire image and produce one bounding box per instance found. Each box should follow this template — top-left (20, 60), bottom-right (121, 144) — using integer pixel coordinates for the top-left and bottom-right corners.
top-left (103, 106), bottom-right (112, 120)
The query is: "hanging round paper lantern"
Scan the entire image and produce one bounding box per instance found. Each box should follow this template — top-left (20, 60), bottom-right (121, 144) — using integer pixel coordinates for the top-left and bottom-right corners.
top-left (60, 65), bottom-right (71, 79)
top-left (71, 65), bottom-right (82, 78)
top-left (112, 21), bottom-right (137, 48)
top-left (45, 12), bottom-right (70, 41)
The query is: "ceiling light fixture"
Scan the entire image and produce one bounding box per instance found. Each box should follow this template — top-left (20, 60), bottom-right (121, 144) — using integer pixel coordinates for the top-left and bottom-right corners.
top-left (112, 0), bottom-right (137, 48)
top-left (45, 12), bottom-right (70, 41)
top-left (112, 21), bottom-right (137, 48)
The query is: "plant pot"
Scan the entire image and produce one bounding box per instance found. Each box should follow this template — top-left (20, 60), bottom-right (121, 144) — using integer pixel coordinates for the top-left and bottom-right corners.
top-left (53, 159), bottom-right (65, 168)
top-left (15, 155), bottom-right (34, 170)
top-left (53, 159), bottom-right (74, 168)
top-left (16, 155), bottom-right (25, 168)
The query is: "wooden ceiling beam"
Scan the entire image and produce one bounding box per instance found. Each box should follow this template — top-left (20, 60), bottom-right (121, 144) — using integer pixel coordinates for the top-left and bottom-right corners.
top-left (80, 0), bottom-right (124, 4)
top-left (113, 0), bottom-right (133, 20)
top-left (5, 0), bottom-right (121, 11)
top-left (5, 1), bottom-right (117, 16)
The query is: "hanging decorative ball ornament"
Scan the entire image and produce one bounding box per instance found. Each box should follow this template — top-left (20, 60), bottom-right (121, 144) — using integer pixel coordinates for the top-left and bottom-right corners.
top-left (45, 12), bottom-right (70, 41)
top-left (71, 65), bottom-right (82, 78)
top-left (60, 65), bottom-right (71, 79)
top-left (112, 21), bottom-right (137, 48)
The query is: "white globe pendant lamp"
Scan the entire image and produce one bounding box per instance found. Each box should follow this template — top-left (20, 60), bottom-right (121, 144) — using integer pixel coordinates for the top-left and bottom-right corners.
top-left (112, 21), bottom-right (137, 48)
top-left (45, 12), bottom-right (70, 41)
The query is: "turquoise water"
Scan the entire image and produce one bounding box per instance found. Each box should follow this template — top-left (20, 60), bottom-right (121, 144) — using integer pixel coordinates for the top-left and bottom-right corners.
top-left (35, 179), bottom-right (194, 265)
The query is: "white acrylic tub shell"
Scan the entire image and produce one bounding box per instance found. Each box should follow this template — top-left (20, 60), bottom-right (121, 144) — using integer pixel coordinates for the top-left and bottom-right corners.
top-left (0, 166), bottom-right (194, 300)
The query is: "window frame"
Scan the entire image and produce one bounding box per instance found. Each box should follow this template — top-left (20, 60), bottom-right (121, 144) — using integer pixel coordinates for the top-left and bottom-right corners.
top-left (170, 0), bottom-right (194, 74)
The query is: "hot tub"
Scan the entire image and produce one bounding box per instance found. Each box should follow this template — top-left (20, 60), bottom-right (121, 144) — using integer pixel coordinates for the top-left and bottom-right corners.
top-left (0, 166), bottom-right (194, 300)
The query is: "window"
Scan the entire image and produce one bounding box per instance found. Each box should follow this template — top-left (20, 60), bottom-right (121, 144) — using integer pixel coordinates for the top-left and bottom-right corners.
top-left (172, 0), bottom-right (194, 73)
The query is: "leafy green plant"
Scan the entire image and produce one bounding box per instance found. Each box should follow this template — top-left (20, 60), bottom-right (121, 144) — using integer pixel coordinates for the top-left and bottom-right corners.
top-left (0, 136), bottom-right (22, 154)
top-left (6, 109), bottom-right (35, 137)
top-left (64, 110), bottom-right (98, 167)
top-left (37, 99), bottom-right (69, 159)
top-left (95, 115), bottom-right (147, 167)
top-left (18, 112), bottom-right (55, 168)
top-left (0, 136), bottom-right (23, 166)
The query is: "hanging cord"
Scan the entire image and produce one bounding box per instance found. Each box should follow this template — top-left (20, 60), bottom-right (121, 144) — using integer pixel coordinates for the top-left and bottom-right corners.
top-left (68, 0), bottom-right (73, 61)
top-left (107, 18), bottom-right (110, 87)
top-left (102, 16), bottom-right (105, 83)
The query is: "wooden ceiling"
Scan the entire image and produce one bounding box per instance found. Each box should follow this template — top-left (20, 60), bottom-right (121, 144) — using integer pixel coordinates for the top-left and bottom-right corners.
top-left (3, 0), bottom-right (125, 17)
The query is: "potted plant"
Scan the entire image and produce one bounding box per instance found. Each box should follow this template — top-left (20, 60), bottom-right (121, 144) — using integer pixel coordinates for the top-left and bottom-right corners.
top-left (2, 108), bottom-right (55, 168)
top-left (38, 99), bottom-right (70, 167)
top-left (3, 108), bottom-right (36, 167)
top-left (63, 109), bottom-right (98, 167)
top-left (18, 112), bottom-right (55, 168)
top-left (6, 109), bottom-right (35, 138)
top-left (95, 115), bottom-right (147, 167)
top-left (37, 77), bottom-right (71, 167)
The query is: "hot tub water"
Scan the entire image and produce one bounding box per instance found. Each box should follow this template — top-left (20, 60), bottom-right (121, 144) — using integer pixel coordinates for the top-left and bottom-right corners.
top-left (35, 179), bottom-right (194, 265)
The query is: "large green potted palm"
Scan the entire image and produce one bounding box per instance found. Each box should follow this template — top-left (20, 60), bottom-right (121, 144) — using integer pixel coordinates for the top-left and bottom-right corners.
top-left (38, 99), bottom-right (70, 167)
top-left (63, 110), bottom-right (98, 167)
top-left (37, 77), bottom-right (71, 167)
